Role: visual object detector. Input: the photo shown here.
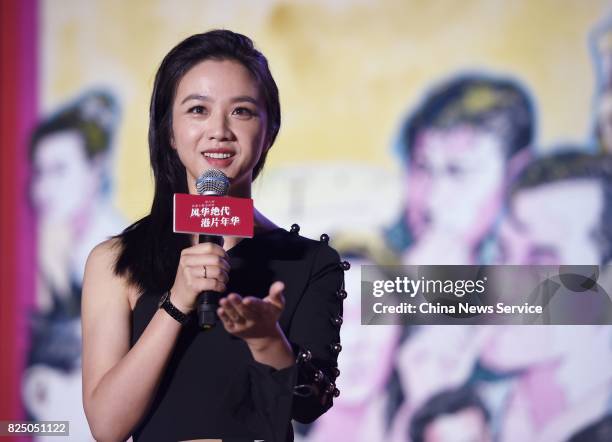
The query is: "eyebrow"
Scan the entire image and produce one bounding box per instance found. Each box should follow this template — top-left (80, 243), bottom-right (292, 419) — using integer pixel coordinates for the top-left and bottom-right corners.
top-left (180, 94), bottom-right (259, 105)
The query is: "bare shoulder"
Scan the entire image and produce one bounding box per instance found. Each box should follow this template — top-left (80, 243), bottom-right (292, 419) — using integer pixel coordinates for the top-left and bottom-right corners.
top-left (85, 237), bottom-right (122, 271)
top-left (83, 237), bottom-right (133, 310)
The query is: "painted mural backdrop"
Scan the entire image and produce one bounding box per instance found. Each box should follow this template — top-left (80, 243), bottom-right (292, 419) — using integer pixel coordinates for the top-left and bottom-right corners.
top-left (18, 0), bottom-right (612, 440)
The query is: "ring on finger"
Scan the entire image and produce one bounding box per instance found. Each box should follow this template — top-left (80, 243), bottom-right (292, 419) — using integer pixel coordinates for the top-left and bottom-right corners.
top-left (202, 265), bottom-right (207, 279)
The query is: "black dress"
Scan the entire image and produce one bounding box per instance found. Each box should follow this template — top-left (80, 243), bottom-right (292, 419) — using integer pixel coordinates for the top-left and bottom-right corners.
top-left (130, 227), bottom-right (345, 442)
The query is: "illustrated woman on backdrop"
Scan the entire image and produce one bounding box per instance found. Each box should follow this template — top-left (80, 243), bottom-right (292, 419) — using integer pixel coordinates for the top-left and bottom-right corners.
top-left (24, 91), bottom-right (124, 440)
top-left (81, 30), bottom-right (346, 442)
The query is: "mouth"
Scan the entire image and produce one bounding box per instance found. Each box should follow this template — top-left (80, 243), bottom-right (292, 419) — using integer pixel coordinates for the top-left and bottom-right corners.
top-left (201, 149), bottom-right (236, 166)
top-left (202, 148), bottom-right (235, 158)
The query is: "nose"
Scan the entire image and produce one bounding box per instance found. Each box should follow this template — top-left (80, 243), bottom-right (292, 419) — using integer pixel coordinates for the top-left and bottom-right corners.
top-left (207, 110), bottom-right (233, 142)
top-left (428, 174), bottom-right (455, 208)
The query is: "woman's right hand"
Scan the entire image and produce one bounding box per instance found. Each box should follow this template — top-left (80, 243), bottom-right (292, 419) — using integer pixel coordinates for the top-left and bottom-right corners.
top-left (170, 242), bottom-right (230, 313)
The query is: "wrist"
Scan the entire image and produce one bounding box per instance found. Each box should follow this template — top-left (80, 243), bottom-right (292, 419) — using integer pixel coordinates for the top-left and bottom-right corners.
top-left (245, 324), bottom-right (287, 352)
top-left (158, 290), bottom-right (192, 325)
top-left (169, 290), bottom-right (193, 314)
top-left (245, 324), bottom-right (294, 370)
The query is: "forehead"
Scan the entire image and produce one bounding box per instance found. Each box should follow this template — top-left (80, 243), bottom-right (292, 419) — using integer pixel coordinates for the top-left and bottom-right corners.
top-left (35, 131), bottom-right (85, 162)
top-left (513, 179), bottom-right (603, 234)
top-left (174, 58), bottom-right (261, 101)
top-left (413, 126), bottom-right (505, 163)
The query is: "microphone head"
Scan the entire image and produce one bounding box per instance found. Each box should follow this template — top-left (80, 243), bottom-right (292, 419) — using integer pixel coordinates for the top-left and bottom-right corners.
top-left (196, 169), bottom-right (230, 196)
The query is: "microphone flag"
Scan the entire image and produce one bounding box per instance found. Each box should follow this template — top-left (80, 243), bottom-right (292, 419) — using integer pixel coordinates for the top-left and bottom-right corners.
top-left (173, 193), bottom-right (254, 237)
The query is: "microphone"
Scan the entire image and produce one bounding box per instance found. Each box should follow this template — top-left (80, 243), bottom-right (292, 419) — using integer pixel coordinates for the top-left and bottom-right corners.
top-left (195, 168), bottom-right (230, 328)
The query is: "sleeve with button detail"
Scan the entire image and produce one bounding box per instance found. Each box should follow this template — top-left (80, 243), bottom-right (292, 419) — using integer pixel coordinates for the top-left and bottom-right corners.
top-left (233, 226), bottom-right (348, 442)
top-left (287, 230), bottom-right (347, 424)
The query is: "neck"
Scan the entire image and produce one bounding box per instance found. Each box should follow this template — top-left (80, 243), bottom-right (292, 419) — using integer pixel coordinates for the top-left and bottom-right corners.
top-left (228, 176), bottom-right (251, 199)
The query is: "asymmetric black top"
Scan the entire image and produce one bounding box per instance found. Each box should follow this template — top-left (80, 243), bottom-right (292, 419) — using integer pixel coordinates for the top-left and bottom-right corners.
top-left (130, 227), bottom-right (345, 442)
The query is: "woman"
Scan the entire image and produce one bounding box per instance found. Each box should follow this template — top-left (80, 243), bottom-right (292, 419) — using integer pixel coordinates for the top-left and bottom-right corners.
top-left (82, 30), bottom-right (345, 442)
top-left (24, 90), bottom-right (123, 441)
top-left (29, 90), bottom-right (123, 315)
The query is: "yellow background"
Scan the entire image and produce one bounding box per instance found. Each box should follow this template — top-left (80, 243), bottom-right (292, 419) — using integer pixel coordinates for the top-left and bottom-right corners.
top-left (40, 0), bottom-right (610, 220)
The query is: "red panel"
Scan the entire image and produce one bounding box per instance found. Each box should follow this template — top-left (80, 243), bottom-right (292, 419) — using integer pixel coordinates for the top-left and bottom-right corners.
top-left (0, 0), bottom-right (38, 432)
top-left (0, 0), bottom-right (21, 422)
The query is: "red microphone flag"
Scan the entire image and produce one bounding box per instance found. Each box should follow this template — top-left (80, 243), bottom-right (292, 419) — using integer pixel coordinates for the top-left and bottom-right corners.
top-left (173, 193), bottom-right (254, 237)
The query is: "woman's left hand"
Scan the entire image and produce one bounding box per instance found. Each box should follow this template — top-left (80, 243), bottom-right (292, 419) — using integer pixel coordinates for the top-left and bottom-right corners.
top-left (217, 281), bottom-right (286, 342)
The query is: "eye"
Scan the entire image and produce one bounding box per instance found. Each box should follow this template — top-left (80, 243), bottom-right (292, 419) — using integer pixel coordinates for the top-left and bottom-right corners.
top-left (447, 164), bottom-right (467, 176)
top-left (232, 107), bottom-right (256, 118)
top-left (412, 160), bottom-right (431, 173)
top-left (188, 105), bottom-right (207, 115)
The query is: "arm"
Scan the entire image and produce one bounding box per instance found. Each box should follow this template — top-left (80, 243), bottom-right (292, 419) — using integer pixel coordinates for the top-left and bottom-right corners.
top-left (288, 241), bottom-right (345, 424)
top-left (82, 240), bottom-right (228, 441)
top-left (81, 240), bottom-right (183, 441)
top-left (214, 240), bottom-right (345, 426)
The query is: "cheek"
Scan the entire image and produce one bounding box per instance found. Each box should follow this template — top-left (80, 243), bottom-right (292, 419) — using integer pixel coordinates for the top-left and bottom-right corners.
top-left (251, 122), bottom-right (267, 148)
top-left (406, 171), bottom-right (429, 207)
top-left (456, 167), bottom-right (505, 219)
top-left (466, 184), bottom-right (503, 219)
top-left (31, 178), bottom-right (48, 211)
top-left (172, 119), bottom-right (196, 146)
top-left (238, 123), bottom-right (267, 162)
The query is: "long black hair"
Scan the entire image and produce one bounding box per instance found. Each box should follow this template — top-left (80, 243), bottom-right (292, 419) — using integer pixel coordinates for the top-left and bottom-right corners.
top-left (114, 30), bottom-right (281, 294)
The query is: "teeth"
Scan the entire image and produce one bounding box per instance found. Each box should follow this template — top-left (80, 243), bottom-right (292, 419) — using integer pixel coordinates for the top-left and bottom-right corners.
top-left (204, 152), bottom-right (232, 159)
